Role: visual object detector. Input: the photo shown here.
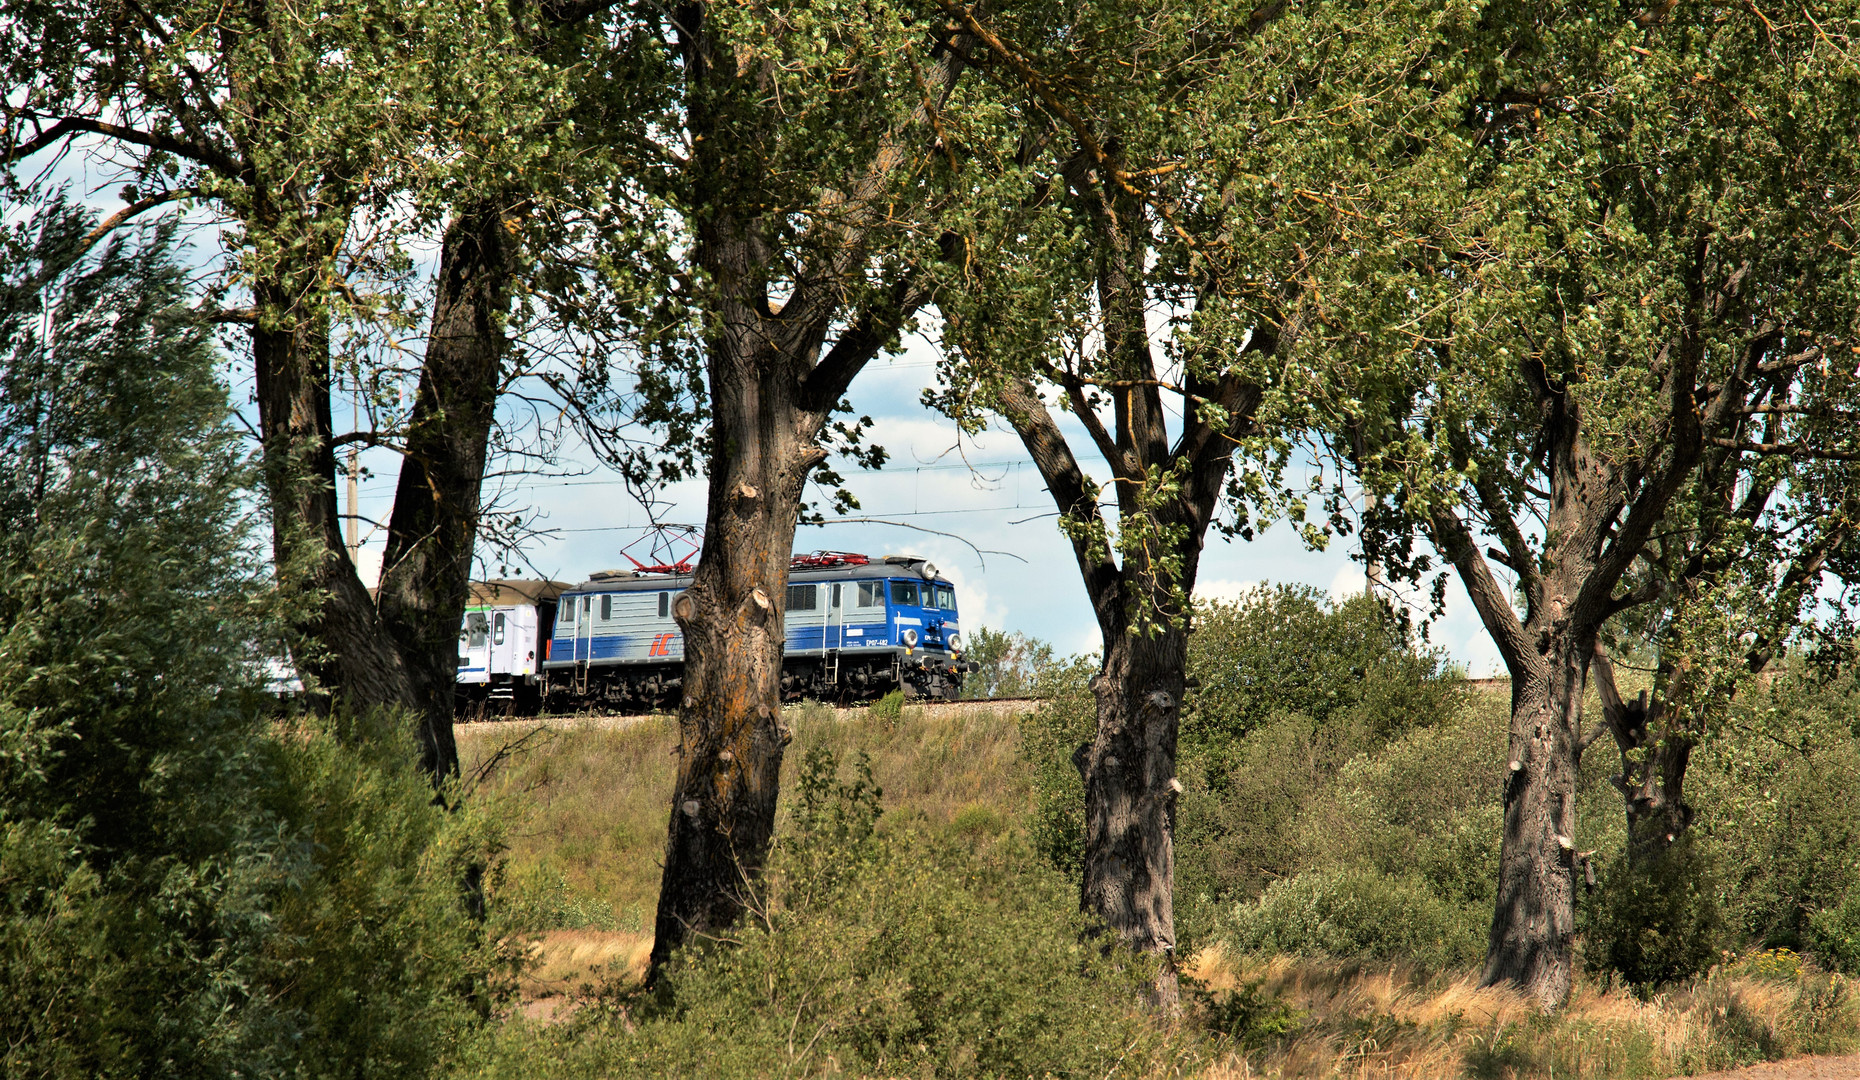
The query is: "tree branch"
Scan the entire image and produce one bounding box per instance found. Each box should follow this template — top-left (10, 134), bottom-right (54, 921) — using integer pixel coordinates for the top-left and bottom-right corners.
top-left (996, 377), bottom-right (1122, 634)
top-left (1429, 505), bottom-right (1533, 672)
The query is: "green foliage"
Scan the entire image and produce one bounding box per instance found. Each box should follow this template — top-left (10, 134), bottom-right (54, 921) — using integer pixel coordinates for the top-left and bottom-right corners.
top-left (1171, 587), bottom-right (1468, 949)
top-left (1017, 654), bottom-right (1100, 875)
top-left (959, 626), bottom-right (1057, 700)
top-left (1585, 840), bottom-right (1727, 994)
top-left (0, 197), bottom-right (509, 1079)
top-left (868, 689), bottom-right (905, 723)
top-left (1808, 891), bottom-right (1860, 976)
top-left (1691, 670), bottom-right (1860, 952)
top-left (1185, 587), bottom-right (1465, 750)
top-left (453, 748), bottom-right (1199, 1079)
top-left (1293, 699), bottom-right (1510, 909)
top-left (1195, 978), bottom-right (1303, 1050)
top-left (1228, 867), bottom-right (1487, 973)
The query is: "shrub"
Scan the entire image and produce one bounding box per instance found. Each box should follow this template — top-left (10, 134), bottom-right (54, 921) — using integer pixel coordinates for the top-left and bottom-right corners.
top-left (1185, 586), bottom-right (1464, 751)
top-left (451, 749), bottom-right (1200, 1079)
top-left (0, 197), bottom-right (511, 1079)
top-left (1585, 839), bottom-right (1726, 993)
top-left (1017, 654), bottom-right (1097, 875)
top-left (1227, 867), bottom-right (1486, 972)
top-left (1807, 889), bottom-right (1860, 975)
top-left (869, 689), bottom-right (905, 722)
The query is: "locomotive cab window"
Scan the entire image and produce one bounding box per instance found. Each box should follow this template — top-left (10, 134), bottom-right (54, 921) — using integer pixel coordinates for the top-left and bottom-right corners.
top-left (787, 583), bottom-right (818, 612)
top-left (493, 612), bottom-right (506, 645)
top-left (935, 585), bottom-right (955, 609)
top-left (855, 581), bottom-right (885, 608)
top-left (600, 594), bottom-right (612, 621)
top-left (466, 612), bottom-right (489, 648)
top-left (889, 581), bottom-right (919, 606)
top-left (831, 583), bottom-right (842, 607)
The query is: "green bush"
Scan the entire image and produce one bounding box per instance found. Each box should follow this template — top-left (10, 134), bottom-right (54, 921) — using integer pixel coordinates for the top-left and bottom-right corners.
top-left (1017, 654), bottom-right (1098, 875)
top-left (1184, 586), bottom-right (1465, 751)
top-left (0, 197), bottom-right (511, 1079)
top-left (1585, 839), bottom-right (1726, 993)
top-left (1294, 697), bottom-right (1510, 908)
top-left (1227, 867), bottom-right (1486, 972)
top-left (1691, 671), bottom-right (1860, 951)
top-left (452, 749), bottom-right (1200, 1080)
top-left (1807, 889), bottom-right (1860, 975)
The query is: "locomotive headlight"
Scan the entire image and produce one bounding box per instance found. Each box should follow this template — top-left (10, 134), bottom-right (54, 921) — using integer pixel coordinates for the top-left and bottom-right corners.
top-left (946, 634), bottom-right (961, 656)
top-left (901, 628), bottom-right (920, 649)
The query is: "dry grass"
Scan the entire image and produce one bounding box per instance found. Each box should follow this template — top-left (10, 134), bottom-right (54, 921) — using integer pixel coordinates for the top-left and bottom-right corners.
top-left (1187, 946), bottom-right (1858, 1079)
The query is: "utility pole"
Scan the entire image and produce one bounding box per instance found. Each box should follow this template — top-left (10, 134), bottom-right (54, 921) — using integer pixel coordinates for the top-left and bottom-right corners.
top-left (346, 393), bottom-right (360, 561)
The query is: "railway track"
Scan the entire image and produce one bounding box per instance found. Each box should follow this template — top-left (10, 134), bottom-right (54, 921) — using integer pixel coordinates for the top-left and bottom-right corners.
top-left (457, 695), bottom-right (1047, 737)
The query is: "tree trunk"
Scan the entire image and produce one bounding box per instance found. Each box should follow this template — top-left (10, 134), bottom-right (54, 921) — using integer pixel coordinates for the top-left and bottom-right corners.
top-left (252, 265), bottom-right (419, 716)
top-left (1481, 644), bottom-right (1585, 1010)
top-left (1080, 620), bottom-right (1186, 1009)
top-left (648, 354), bottom-right (819, 974)
top-left (377, 201), bottom-right (514, 782)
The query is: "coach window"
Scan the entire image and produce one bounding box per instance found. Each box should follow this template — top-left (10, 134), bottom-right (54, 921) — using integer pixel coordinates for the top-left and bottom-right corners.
top-left (889, 581), bottom-right (919, 606)
top-left (493, 612), bottom-right (506, 645)
top-left (855, 581), bottom-right (884, 608)
top-left (787, 583), bottom-right (817, 612)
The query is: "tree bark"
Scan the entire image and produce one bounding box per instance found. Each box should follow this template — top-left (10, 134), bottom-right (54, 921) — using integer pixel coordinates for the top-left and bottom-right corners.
top-left (1081, 623), bottom-right (1186, 1007)
top-left (252, 251), bottom-right (420, 717)
top-left (1482, 643), bottom-right (1585, 1009)
top-left (377, 201), bottom-right (515, 782)
top-left (647, 351), bottom-right (818, 972)
top-left (1591, 646), bottom-right (1694, 864)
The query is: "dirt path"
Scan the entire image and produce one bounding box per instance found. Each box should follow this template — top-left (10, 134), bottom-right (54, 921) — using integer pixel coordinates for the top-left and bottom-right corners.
top-left (1674, 1054), bottom-right (1860, 1080)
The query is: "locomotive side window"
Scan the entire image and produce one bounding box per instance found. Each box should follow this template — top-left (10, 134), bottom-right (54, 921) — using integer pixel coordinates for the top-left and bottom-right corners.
top-left (466, 612), bottom-right (489, 648)
top-left (493, 612), bottom-right (506, 644)
top-left (787, 583), bottom-right (818, 612)
top-left (600, 594), bottom-right (612, 621)
top-left (658, 591), bottom-right (669, 618)
top-left (855, 581), bottom-right (884, 608)
top-left (831, 583), bottom-right (842, 607)
top-left (935, 585), bottom-right (955, 609)
top-left (889, 581), bottom-right (919, 606)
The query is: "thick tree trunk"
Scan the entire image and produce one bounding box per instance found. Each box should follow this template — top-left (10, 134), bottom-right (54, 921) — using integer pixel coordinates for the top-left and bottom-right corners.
top-left (1481, 643), bottom-right (1586, 1010)
top-left (648, 355), bottom-right (819, 974)
top-left (252, 268), bottom-right (419, 715)
top-left (1590, 647), bottom-right (1696, 864)
top-left (377, 202), bottom-right (514, 782)
top-left (1081, 622), bottom-right (1186, 1008)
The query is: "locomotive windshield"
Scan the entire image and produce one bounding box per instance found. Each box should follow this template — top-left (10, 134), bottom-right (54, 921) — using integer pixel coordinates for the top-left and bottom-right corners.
top-left (934, 585), bottom-right (955, 609)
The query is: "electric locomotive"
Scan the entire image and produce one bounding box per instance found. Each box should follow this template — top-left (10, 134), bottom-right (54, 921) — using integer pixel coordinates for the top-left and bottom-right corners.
top-left (458, 551), bottom-right (974, 716)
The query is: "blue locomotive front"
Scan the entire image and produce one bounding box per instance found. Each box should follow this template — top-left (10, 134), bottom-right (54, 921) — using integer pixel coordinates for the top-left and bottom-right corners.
top-left (536, 552), bottom-right (972, 711)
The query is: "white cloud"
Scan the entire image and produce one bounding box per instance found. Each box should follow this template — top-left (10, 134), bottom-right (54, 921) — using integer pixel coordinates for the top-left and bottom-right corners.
top-left (1327, 563), bottom-right (1366, 603)
top-left (1194, 578), bottom-right (1263, 604)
